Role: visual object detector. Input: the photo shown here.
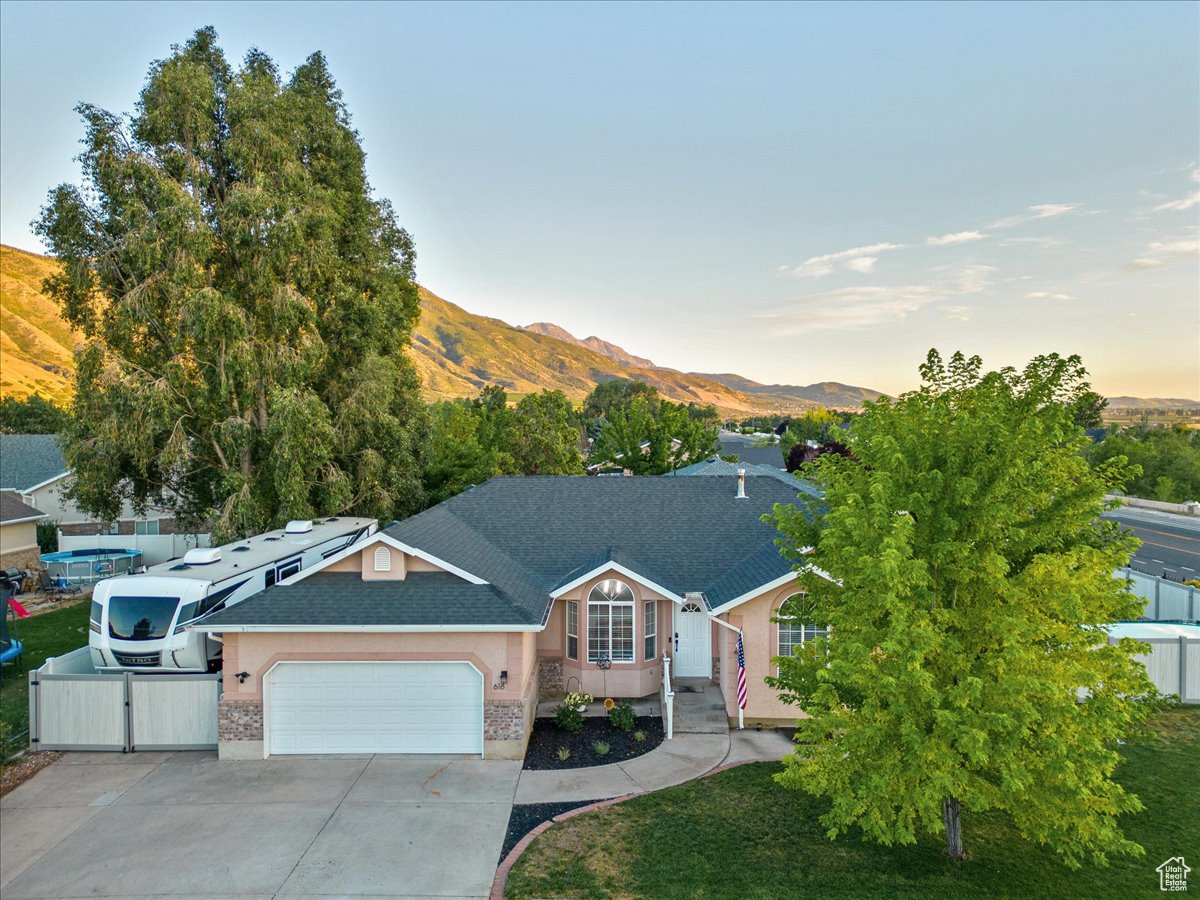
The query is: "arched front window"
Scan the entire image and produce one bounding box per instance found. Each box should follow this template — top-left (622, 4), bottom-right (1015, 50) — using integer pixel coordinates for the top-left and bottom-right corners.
top-left (587, 579), bottom-right (635, 663)
top-left (777, 592), bottom-right (828, 664)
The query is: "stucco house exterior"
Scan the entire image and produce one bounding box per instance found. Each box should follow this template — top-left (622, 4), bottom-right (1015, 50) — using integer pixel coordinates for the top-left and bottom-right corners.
top-left (0, 490), bottom-right (48, 571)
top-left (0, 434), bottom-right (209, 564)
top-left (198, 468), bottom-right (828, 760)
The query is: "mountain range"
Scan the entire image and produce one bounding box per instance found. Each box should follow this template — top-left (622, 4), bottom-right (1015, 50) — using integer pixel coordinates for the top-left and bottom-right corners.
top-left (2, 244), bottom-right (1193, 414)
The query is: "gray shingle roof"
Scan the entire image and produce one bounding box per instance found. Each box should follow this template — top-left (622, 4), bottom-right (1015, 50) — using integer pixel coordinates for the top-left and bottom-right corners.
top-left (202, 473), bottom-right (809, 629)
top-left (0, 435), bottom-right (68, 491)
top-left (387, 475), bottom-right (803, 618)
top-left (0, 490), bottom-right (48, 524)
top-left (669, 458), bottom-right (822, 498)
top-left (200, 572), bottom-right (530, 627)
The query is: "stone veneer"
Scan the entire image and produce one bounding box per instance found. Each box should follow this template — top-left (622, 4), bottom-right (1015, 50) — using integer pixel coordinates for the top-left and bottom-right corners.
top-left (712, 653), bottom-right (720, 685)
top-left (0, 545), bottom-right (42, 572)
top-left (537, 656), bottom-right (564, 697)
top-left (484, 699), bottom-right (527, 742)
top-left (218, 698), bottom-right (264, 742)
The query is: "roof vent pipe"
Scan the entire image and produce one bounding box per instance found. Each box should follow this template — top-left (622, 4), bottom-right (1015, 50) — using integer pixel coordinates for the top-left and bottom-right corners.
top-left (736, 468), bottom-right (747, 499)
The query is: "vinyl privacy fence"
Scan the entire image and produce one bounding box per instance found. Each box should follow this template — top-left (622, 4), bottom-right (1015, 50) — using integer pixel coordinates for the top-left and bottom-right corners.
top-left (29, 648), bottom-right (220, 751)
top-left (1116, 636), bottom-right (1200, 704)
top-left (1119, 568), bottom-right (1199, 623)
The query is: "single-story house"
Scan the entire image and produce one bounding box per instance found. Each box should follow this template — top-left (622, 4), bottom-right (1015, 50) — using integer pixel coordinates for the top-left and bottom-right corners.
top-left (0, 490), bottom-right (48, 570)
top-left (0, 433), bottom-right (209, 564)
top-left (198, 470), bottom-right (828, 760)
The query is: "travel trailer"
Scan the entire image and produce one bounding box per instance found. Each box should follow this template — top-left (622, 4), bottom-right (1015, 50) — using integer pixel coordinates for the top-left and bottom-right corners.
top-left (89, 517), bottom-right (377, 672)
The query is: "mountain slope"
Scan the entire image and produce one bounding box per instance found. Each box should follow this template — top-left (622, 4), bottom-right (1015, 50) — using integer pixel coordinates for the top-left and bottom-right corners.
top-left (522, 322), bottom-right (657, 369)
top-left (0, 245), bottom-right (79, 401)
top-left (0, 244), bottom-right (884, 413)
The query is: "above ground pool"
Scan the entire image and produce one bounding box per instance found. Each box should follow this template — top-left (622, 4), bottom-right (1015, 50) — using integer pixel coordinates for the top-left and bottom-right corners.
top-left (41, 548), bottom-right (143, 584)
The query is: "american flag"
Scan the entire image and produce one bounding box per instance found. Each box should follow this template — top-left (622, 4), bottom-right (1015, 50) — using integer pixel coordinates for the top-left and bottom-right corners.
top-left (736, 632), bottom-right (748, 710)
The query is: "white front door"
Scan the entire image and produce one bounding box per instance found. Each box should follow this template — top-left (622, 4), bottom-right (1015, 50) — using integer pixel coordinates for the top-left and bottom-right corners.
top-left (673, 601), bottom-right (711, 678)
top-left (266, 661), bottom-right (484, 755)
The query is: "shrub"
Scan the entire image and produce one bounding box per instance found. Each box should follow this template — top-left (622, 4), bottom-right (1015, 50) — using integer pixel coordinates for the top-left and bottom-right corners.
top-left (593, 741), bottom-right (610, 756)
top-left (633, 729), bottom-right (647, 743)
top-left (609, 700), bottom-right (636, 732)
top-left (554, 703), bottom-right (584, 733)
top-left (557, 746), bottom-right (571, 762)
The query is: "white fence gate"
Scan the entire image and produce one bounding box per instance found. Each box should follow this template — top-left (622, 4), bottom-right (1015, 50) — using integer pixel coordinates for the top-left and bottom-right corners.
top-left (29, 648), bottom-right (220, 752)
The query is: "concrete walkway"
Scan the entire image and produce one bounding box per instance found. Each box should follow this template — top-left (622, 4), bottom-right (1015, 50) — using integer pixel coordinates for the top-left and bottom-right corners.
top-left (515, 682), bottom-right (795, 805)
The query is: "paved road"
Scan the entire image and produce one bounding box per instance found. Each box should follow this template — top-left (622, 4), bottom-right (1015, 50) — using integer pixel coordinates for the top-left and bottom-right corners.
top-left (1, 751), bottom-right (520, 899)
top-left (1102, 510), bottom-right (1200, 580)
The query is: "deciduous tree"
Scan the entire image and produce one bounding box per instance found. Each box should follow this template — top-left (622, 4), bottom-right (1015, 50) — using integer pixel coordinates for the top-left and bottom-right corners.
top-left (35, 28), bottom-right (427, 539)
top-left (769, 349), bottom-right (1155, 867)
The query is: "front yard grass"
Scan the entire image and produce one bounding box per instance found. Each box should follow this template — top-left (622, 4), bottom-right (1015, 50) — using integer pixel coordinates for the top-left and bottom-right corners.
top-left (1, 598), bottom-right (91, 751)
top-left (506, 707), bottom-right (1199, 899)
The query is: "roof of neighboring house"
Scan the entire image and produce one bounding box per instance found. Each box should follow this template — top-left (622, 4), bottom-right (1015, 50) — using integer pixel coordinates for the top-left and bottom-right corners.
top-left (204, 473), bottom-right (810, 629)
top-left (199, 572), bottom-right (533, 627)
top-left (0, 490), bottom-right (48, 525)
top-left (0, 434), bottom-right (68, 491)
top-left (716, 432), bottom-right (787, 468)
top-left (669, 458), bottom-right (822, 497)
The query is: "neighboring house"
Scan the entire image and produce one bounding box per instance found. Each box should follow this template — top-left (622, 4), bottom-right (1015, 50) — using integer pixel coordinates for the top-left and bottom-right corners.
top-left (0, 490), bottom-right (48, 570)
top-left (0, 433), bottom-right (208, 564)
top-left (198, 471), bottom-right (829, 760)
top-left (717, 430), bottom-right (786, 468)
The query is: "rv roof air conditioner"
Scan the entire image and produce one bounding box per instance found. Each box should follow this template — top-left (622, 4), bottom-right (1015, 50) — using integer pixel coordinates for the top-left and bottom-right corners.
top-left (285, 520), bottom-right (314, 534)
top-left (182, 548), bottom-right (222, 565)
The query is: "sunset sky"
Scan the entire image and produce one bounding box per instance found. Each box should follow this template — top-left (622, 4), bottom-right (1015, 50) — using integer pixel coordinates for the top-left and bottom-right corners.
top-left (2, 1), bottom-right (1196, 398)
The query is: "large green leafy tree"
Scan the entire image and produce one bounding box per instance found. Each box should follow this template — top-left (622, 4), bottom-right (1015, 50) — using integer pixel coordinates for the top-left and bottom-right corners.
top-left (589, 391), bottom-right (719, 475)
top-left (35, 28), bottom-right (427, 539)
top-left (769, 350), bottom-right (1155, 867)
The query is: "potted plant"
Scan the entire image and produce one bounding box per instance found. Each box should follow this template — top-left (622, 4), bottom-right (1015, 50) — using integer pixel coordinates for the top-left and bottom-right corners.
top-left (564, 690), bottom-right (593, 712)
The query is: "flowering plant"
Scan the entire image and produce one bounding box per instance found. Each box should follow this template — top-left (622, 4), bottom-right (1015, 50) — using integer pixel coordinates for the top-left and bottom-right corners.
top-left (603, 697), bottom-right (615, 711)
top-left (564, 691), bottom-right (593, 708)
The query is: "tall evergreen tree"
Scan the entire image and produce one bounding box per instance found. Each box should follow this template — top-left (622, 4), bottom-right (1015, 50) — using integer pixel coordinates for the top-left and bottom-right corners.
top-left (35, 28), bottom-right (427, 539)
top-left (770, 350), bottom-right (1156, 867)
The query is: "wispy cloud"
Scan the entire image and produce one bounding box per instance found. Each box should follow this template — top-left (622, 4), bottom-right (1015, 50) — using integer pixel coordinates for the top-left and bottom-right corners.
top-left (845, 256), bottom-right (878, 273)
top-left (939, 305), bottom-right (972, 321)
top-left (759, 266), bottom-right (995, 333)
top-left (1152, 191), bottom-right (1200, 213)
top-left (786, 242), bottom-right (904, 278)
top-left (991, 204), bottom-right (1079, 229)
top-left (1123, 237), bottom-right (1200, 273)
top-left (926, 230), bottom-right (985, 247)
top-left (1025, 291), bottom-right (1075, 301)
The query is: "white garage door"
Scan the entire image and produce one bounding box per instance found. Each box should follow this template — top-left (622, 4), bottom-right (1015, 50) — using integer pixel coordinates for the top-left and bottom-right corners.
top-left (267, 661), bottom-right (484, 755)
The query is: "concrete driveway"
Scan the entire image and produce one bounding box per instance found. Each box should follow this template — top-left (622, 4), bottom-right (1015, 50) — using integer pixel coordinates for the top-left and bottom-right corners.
top-left (1, 751), bottom-right (520, 899)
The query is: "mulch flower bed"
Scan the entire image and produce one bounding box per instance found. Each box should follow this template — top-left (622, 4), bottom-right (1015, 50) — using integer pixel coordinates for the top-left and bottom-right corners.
top-left (500, 800), bottom-right (594, 861)
top-left (523, 714), bottom-right (664, 770)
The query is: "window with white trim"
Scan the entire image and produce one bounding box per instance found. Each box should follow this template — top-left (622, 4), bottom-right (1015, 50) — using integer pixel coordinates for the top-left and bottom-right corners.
top-left (373, 545), bottom-right (391, 572)
top-left (587, 579), bottom-right (635, 663)
top-left (777, 592), bottom-right (827, 670)
top-left (644, 599), bottom-right (657, 660)
top-left (565, 600), bottom-right (579, 661)
top-left (134, 519), bottom-right (160, 536)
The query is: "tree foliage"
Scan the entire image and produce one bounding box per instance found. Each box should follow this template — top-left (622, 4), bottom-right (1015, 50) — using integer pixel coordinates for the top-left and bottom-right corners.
top-left (1086, 425), bottom-right (1200, 503)
top-left (778, 407), bottom-right (843, 458)
top-left (769, 349), bottom-right (1156, 867)
top-left (589, 395), bottom-right (719, 475)
top-left (582, 378), bottom-right (659, 419)
top-left (0, 394), bottom-right (71, 434)
top-left (34, 28), bottom-right (427, 539)
top-left (422, 387), bottom-right (583, 502)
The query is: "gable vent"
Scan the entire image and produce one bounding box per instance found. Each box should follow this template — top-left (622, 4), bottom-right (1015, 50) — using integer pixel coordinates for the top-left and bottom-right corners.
top-left (373, 545), bottom-right (392, 572)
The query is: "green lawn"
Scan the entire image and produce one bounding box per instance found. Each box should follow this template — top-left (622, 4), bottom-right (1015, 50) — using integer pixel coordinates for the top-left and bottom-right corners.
top-left (1, 599), bottom-right (91, 751)
top-left (506, 708), bottom-right (1199, 899)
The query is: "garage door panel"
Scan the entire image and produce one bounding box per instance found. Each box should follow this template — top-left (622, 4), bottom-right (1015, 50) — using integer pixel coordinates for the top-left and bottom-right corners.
top-left (268, 662), bottom-right (484, 755)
